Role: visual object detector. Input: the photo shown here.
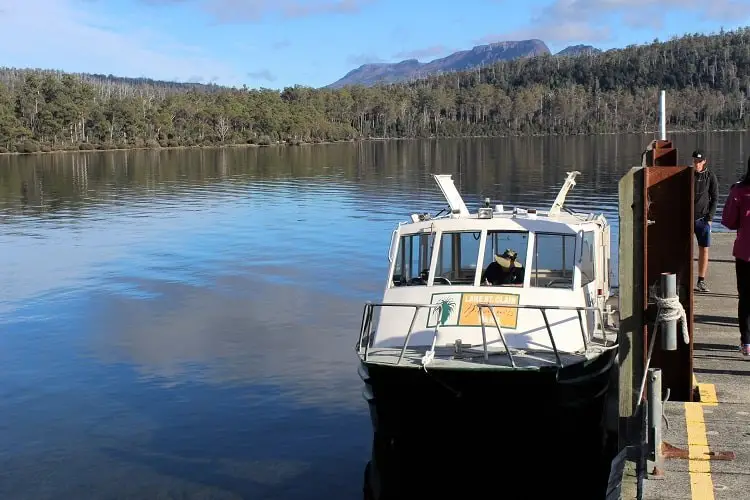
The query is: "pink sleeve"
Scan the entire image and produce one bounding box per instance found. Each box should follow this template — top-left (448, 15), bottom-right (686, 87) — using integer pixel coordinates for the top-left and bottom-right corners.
top-left (722, 186), bottom-right (740, 230)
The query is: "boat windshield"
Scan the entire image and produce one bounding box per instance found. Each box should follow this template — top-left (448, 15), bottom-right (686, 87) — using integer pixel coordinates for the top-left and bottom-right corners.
top-left (391, 230), bottom-right (530, 287)
top-left (390, 232), bottom-right (437, 286)
top-left (390, 229), bottom-right (581, 289)
top-left (530, 233), bottom-right (577, 289)
top-left (478, 231), bottom-right (529, 287)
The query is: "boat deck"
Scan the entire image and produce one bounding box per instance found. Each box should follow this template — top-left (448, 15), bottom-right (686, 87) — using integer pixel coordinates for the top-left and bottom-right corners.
top-left (363, 341), bottom-right (616, 370)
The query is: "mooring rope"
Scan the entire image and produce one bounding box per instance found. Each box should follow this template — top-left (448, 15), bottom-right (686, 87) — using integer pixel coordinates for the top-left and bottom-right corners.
top-left (636, 292), bottom-right (689, 405)
top-left (653, 295), bottom-right (690, 344)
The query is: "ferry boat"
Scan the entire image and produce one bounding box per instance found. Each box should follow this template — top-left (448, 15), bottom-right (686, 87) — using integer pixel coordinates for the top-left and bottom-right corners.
top-left (358, 172), bottom-right (619, 498)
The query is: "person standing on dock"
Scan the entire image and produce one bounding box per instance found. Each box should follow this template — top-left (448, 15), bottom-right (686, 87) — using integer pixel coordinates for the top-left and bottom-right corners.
top-left (720, 157), bottom-right (750, 356)
top-left (692, 149), bottom-right (719, 293)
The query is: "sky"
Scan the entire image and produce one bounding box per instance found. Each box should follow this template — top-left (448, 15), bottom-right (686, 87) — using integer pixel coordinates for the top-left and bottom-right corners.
top-left (0, 0), bottom-right (749, 89)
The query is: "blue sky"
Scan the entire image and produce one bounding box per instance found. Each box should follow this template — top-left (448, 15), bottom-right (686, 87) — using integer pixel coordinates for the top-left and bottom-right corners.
top-left (0, 0), bottom-right (748, 89)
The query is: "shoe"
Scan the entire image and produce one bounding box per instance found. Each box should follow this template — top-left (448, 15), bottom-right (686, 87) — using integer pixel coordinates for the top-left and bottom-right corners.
top-left (696, 280), bottom-right (710, 293)
top-left (742, 344), bottom-right (750, 356)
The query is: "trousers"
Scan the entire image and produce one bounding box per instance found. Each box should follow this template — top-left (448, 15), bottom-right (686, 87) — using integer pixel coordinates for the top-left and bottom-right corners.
top-left (736, 258), bottom-right (750, 345)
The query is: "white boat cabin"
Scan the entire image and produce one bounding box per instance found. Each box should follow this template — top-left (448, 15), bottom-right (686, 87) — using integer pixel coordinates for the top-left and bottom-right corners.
top-left (370, 173), bottom-right (612, 358)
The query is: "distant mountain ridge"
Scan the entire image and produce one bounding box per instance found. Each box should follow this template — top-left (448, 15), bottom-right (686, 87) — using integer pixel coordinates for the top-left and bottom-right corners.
top-left (327, 41), bottom-right (601, 88)
top-left (556, 44), bottom-right (602, 57)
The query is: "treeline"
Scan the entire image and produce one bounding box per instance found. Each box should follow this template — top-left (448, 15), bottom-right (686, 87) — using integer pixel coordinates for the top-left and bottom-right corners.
top-left (1, 27), bottom-right (750, 153)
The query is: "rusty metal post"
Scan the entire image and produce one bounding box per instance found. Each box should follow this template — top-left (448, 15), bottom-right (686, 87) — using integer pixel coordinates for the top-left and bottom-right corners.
top-left (660, 273), bottom-right (678, 351)
top-left (640, 90), bottom-right (695, 402)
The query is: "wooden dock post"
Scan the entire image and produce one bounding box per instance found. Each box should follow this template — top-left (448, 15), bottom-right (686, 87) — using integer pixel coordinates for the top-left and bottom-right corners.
top-left (617, 166), bottom-right (646, 448)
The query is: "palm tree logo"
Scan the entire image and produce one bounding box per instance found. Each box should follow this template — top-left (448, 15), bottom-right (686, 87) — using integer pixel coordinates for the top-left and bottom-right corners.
top-left (435, 297), bottom-right (457, 326)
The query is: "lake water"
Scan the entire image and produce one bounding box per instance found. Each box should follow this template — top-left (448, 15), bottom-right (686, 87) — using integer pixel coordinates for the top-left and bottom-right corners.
top-left (0, 133), bottom-right (747, 499)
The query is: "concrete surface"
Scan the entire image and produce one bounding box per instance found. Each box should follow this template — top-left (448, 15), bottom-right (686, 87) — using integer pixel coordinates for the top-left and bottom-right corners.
top-left (640, 232), bottom-right (750, 500)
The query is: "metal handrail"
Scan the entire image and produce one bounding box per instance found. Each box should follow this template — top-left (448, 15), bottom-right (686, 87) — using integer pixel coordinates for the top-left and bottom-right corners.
top-left (479, 304), bottom-right (516, 367)
top-left (357, 302), bottom-right (442, 362)
top-left (474, 303), bottom-right (610, 346)
top-left (540, 309), bottom-right (562, 367)
top-left (357, 301), bottom-right (612, 369)
top-left (476, 302), bottom-right (613, 368)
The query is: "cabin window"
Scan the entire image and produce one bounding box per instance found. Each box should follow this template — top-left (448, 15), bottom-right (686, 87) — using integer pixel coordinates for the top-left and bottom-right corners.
top-left (391, 232), bottom-right (435, 286)
top-left (480, 231), bottom-right (529, 287)
top-left (432, 231), bottom-right (481, 285)
top-left (530, 233), bottom-right (577, 289)
top-left (580, 231), bottom-right (596, 287)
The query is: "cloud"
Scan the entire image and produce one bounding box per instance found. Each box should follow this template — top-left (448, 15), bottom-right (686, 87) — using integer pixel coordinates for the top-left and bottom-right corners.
top-left (539, 0), bottom-right (750, 23)
top-left (0, 0), bottom-right (240, 86)
top-left (246, 69), bottom-right (276, 81)
top-left (478, 22), bottom-right (611, 45)
top-left (345, 53), bottom-right (384, 66)
top-left (140, 0), bottom-right (376, 23)
top-left (271, 39), bottom-right (291, 50)
top-left (392, 45), bottom-right (451, 61)
top-left (480, 0), bottom-right (750, 45)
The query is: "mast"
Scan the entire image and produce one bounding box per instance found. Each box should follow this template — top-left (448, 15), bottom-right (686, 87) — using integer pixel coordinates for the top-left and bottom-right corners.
top-left (659, 90), bottom-right (667, 140)
top-left (549, 171), bottom-right (581, 217)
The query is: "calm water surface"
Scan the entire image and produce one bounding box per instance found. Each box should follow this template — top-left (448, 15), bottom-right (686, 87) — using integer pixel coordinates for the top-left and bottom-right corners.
top-left (0, 134), bottom-right (747, 499)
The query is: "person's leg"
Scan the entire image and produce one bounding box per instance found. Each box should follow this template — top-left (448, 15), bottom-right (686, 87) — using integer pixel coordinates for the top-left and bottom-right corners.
top-left (699, 246), bottom-right (709, 276)
top-left (698, 246), bottom-right (709, 278)
top-left (736, 258), bottom-right (750, 353)
top-left (695, 220), bottom-right (711, 292)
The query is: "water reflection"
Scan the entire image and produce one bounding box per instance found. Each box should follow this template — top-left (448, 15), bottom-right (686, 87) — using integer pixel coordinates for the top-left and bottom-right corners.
top-left (91, 274), bottom-right (367, 406)
top-left (0, 133), bottom-right (746, 499)
top-left (0, 274), bottom-right (372, 499)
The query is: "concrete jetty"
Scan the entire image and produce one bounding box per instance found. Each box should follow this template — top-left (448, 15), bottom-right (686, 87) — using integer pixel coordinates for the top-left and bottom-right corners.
top-left (629, 232), bottom-right (750, 500)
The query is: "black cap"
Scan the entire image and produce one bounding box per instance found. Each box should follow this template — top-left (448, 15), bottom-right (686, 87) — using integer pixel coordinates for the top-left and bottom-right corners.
top-left (692, 149), bottom-right (705, 160)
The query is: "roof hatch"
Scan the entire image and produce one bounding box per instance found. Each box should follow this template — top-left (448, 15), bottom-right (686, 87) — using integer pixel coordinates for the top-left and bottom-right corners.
top-left (433, 174), bottom-right (469, 217)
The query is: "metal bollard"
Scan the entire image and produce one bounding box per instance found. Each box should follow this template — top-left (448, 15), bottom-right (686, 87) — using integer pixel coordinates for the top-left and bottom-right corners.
top-left (660, 273), bottom-right (677, 351)
top-left (647, 368), bottom-right (664, 476)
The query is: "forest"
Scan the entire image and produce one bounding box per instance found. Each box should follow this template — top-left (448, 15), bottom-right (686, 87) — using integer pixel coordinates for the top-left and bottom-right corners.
top-left (1, 27), bottom-right (750, 153)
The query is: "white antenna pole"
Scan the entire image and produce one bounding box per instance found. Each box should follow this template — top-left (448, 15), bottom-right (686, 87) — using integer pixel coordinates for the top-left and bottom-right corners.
top-left (659, 90), bottom-right (667, 140)
top-left (549, 171), bottom-right (581, 216)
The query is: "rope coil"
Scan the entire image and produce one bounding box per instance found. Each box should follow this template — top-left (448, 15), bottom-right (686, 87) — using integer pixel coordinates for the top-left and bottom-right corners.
top-left (653, 294), bottom-right (689, 344)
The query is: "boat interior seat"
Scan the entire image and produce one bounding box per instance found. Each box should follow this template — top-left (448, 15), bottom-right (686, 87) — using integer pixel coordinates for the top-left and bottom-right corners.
top-left (531, 269), bottom-right (573, 289)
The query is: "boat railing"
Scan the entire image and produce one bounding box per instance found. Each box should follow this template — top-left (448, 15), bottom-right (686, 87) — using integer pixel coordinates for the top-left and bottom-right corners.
top-left (357, 302), bottom-right (613, 368)
top-left (476, 303), bottom-right (612, 368)
top-left (357, 302), bottom-right (443, 364)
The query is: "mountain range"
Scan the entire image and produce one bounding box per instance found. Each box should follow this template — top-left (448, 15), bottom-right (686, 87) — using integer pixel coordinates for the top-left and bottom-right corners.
top-left (327, 40), bottom-right (601, 88)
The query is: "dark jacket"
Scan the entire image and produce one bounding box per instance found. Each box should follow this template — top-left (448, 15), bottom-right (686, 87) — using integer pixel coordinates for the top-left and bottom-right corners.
top-left (481, 261), bottom-right (524, 285)
top-left (694, 168), bottom-right (719, 222)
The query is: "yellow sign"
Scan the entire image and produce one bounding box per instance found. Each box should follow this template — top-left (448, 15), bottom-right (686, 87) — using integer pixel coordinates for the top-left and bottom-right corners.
top-left (458, 293), bottom-right (520, 329)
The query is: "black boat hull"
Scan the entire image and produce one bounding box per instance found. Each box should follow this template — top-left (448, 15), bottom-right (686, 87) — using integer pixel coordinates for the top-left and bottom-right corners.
top-left (360, 348), bottom-right (619, 499)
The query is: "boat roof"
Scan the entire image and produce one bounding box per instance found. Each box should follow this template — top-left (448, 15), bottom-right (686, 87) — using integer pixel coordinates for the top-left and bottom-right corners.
top-left (397, 172), bottom-right (607, 235)
top-left (398, 211), bottom-right (605, 236)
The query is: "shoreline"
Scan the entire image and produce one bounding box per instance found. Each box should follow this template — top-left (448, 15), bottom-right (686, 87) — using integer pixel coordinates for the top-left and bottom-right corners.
top-left (1, 128), bottom-right (747, 157)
